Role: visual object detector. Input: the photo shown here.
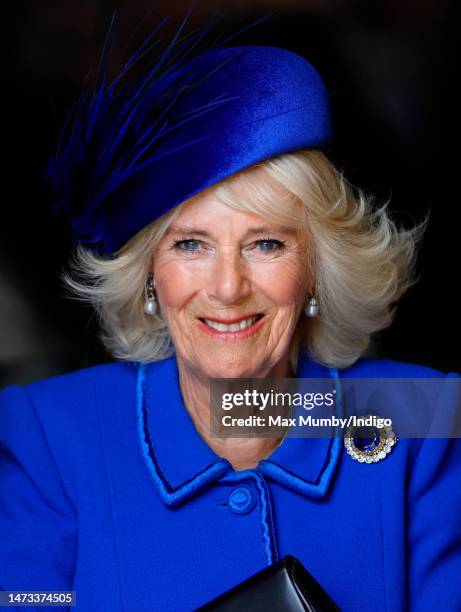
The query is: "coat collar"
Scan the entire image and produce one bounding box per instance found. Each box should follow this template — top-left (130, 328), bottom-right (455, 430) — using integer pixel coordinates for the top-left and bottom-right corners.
top-left (137, 346), bottom-right (343, 507)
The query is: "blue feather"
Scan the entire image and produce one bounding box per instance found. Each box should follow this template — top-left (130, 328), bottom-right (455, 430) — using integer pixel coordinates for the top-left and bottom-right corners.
top-left (45, 5), bottom-right (271, 251)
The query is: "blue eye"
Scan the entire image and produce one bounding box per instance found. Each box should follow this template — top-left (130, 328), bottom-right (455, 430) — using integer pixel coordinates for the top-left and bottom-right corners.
top-left (172, 237), bottom-right (286, 254)
top-left (174, 239), bottom-right (201, 251)
top-left (256, 239), bottom-right (286, 252)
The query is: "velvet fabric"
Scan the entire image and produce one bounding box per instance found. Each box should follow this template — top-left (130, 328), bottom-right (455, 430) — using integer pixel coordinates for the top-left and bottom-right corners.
top-left (46, 45), bottom-right (332, 255)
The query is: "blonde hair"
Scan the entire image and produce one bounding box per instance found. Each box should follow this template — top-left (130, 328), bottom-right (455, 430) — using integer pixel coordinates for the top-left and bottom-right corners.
top-left (63, 149), bottom-right (427, 371)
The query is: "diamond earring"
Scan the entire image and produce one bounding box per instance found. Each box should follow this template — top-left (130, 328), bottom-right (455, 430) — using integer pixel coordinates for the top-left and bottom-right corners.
top-left (305, 296), bottom-right (319, 318)
top-left (144, 273), bottom-right (157, 316)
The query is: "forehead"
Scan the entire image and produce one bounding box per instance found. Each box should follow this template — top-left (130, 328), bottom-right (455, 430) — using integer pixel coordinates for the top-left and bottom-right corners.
top-left (166, 200), bottom-right (298, 240)
top-left (171, 194), bottom-right (268, 225)
top-left (167, 165), bottom-right (303, 234)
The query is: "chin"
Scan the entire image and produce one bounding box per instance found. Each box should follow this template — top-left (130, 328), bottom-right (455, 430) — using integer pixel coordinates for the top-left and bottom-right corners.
top-left (199, 355), bottom-right (259, 379)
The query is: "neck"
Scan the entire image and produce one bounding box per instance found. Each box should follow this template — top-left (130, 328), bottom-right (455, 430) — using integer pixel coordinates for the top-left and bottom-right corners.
top-left (176, 355), bottom-right (293, 471)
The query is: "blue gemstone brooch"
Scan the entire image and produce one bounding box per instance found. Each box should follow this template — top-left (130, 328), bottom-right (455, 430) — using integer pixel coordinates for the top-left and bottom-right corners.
top-left (344, 416), bottom-right (397, 463)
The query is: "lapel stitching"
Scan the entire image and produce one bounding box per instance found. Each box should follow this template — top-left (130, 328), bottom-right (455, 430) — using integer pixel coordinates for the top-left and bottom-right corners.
top-left (137, 357), bottom-right (343, 506)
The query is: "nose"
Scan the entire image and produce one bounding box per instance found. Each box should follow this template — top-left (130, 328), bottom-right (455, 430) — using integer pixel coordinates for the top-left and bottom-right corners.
top-left (207, 247), bottom-right (251, 304)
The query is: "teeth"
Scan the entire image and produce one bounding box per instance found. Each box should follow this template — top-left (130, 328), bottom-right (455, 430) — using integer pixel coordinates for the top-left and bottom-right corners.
top-left (204, 316), bottom-right (258, 332)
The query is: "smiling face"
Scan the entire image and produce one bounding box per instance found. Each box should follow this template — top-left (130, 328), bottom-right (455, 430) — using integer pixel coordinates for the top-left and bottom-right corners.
top-left (152, 179), bottom-right (312, 380)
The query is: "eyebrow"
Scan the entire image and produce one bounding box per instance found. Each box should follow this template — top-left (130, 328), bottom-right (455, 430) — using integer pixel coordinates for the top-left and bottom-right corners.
top-left (166, 224), bottom-right (295, 238)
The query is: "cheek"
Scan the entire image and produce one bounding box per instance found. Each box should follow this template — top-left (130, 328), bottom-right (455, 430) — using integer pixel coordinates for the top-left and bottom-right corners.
top-left (256, 262), bottom-right (307, 306)
top-left (154, 260), bottom-right (200, 309)
top-left (153, 253), bottom-right (308, 309)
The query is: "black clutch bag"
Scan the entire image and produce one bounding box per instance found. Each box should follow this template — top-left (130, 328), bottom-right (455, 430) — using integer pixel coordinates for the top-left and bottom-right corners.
top-left (196, 555), bottom-right (341, 611)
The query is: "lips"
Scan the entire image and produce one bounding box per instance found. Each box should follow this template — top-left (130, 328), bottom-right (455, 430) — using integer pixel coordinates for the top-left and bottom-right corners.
top-left (198, 314), bottom-right (264, 324)
top-left (197, 313), bottom-right (266, 339)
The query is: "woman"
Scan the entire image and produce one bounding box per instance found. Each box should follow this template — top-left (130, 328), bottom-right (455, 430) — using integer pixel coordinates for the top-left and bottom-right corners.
top-left (1, 15), bottom-right (460, 612)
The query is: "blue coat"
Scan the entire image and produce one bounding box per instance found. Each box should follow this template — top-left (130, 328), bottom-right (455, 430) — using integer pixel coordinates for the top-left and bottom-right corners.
top-left (1, 347), bottom-right (460, 611)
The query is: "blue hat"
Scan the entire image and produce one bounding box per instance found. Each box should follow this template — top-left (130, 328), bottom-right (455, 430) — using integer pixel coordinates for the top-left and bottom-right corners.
top-left (46, 21), bottom-right (332, 256)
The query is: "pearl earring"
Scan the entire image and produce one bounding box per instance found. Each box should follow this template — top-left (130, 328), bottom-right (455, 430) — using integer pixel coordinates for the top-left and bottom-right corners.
top-left (305, 296), bottom-right (319, 318)
top-left (144, 273), bottom-right (157, 316)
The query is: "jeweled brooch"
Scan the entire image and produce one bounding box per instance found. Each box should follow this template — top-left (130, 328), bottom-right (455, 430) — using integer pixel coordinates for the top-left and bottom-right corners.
top-left (344, 415), bottom-right (397, 463)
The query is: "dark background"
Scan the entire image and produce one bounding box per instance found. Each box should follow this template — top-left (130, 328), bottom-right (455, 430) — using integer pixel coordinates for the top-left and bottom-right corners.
top-left (1, 0), bottom-right (459, 387)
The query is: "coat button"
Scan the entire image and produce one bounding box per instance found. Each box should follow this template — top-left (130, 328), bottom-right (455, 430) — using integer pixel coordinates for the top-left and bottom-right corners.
top-left (228, 485), bottom-right (257, 514)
